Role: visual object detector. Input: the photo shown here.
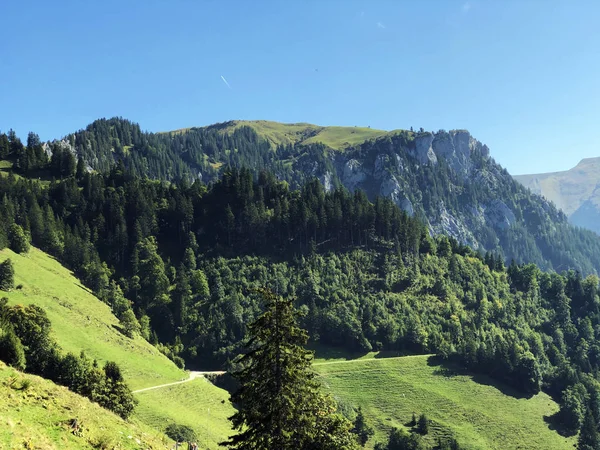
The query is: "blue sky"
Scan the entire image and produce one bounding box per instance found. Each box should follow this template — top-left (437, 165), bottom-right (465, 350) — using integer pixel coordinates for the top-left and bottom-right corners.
top-left (1, 0), bottom-right (599, 175)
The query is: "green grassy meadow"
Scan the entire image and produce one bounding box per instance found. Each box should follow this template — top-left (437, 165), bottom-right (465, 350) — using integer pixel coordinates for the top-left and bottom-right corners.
top-left (0, 247), bottom-right (184, 390)
top-left (135, 378), bottom-right (235, 449)
top-left (314, 354), bottom-right (574, 450)
top-left (0, 361), bottom-right (173, 450)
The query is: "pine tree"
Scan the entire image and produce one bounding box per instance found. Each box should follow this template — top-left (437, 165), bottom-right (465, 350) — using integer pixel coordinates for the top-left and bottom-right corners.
top-left (221, 288), bottom-right (358, 450)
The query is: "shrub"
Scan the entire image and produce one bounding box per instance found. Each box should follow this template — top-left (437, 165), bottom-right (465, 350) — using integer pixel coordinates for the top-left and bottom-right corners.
top-left (165, 423), bottom-right (197, 443)
top-left (0, 259), bottom-right (15, 291)
top-left (119, 308), bottom-right (140, 338)
top-left (417, 413), bottom-right (429, 435)
top-left (0, 327), bottom-right (26, 370)
top-left (8, 224), bottom-right (30, 254)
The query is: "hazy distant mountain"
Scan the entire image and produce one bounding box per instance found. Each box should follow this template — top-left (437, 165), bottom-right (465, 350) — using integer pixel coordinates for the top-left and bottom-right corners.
top-left (514, 158), bottom-right (600, 234)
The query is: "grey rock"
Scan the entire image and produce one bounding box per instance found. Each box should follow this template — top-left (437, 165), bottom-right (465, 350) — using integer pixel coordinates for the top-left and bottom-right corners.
top-left (484, 200), bottom-right (516, 230)
top-left (341, 159), bottom-right (367, 192)
top-left (411, 133), bottom-right (437, 165)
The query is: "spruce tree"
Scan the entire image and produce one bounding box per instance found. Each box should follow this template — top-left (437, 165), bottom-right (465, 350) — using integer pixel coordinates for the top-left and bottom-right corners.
top-left (221, 288), bottom-right (358, 450)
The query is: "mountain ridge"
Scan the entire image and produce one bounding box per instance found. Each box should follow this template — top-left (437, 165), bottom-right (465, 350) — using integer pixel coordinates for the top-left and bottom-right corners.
top-left (7, 116), bottom-right (600, 274)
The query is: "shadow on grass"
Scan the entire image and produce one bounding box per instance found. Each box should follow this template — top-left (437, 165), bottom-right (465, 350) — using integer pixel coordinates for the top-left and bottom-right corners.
top-left (543, 410), bottom-right (577, 437)
top-left (373, 350), bottom-right (411, 359)
top-left (111, 323), bottom-right (128, 337)
top-left (426, 355), bottom-right (533, 400)
top-left (307, 343), bottom-right (370, 361)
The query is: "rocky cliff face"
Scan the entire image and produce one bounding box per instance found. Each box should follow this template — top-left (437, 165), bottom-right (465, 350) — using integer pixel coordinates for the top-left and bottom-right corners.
top-left (301, 130), bottom-right (516, 251)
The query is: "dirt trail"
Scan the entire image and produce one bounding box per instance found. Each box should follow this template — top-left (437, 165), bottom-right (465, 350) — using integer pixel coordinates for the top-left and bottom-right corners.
top-left (132, 370), bottom-right (226, 394)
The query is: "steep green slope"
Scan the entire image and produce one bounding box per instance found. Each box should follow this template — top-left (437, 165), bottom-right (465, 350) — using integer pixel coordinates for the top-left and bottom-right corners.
top-left (0, 361), bottom-right (172, 450)
top-left (0, 247), bottom-right (183, 390)
top-left (314, 354), bottom-right (574, 450)
top-left (0, 247), bottom-right (234, 446)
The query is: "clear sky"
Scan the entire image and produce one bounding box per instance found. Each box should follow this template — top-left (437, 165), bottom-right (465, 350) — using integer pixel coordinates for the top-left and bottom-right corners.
top-left (1, 0), bottom-right (599, 175)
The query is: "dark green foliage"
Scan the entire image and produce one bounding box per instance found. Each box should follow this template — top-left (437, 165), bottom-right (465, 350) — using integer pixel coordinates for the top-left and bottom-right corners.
top-left (437, 436), bottom-right (461, 450)
top-left (352, 406), bottom-right (374, 446)
top-left (417, 413), bottom-right (429, 435)
top-left (8, 224), bottom-right (29, 254)
top-left (378, 428), bottom-right (425, 450)
top-left (0, 325), bottom-right (26, 371)
top-left (0, 259), bottom-right (14, 291)
top-left (560, 384), bottom-right (587, 433)
top-left (103, 361), bottom-right (124, 383)
top-left (119, 309), bottom-right (140, 338)
top-left (165, 423), bottom-right (197, 444)
top-left (578, 406), bottom-right (600, 450)
top-left (222, 288), bottom-right (358, 450)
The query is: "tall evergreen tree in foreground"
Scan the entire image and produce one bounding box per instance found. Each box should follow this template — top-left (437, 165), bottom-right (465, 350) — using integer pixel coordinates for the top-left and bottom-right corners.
top-left (221, 288), bottom-right (358, 450)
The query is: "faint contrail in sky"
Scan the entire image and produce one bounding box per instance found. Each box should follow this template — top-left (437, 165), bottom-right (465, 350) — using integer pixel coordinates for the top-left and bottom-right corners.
top-left (221, 75), bottom-right (231, 89)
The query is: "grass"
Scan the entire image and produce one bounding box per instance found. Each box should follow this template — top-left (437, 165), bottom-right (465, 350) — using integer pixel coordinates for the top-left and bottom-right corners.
top-left (164, 120), bottom-right (400, 151)
top-left (0, 247), bottom-right (184, 390)
top-left (313, 353), bottom-right (575, 450)
top-left (0, 247), bottom-right (235, 445)
top-left (135, 378), bottom-right (235, 449)
top-left (0, 160), bottom-right (17, 179)
top-left (0, 361), bottom-right (173, 450)
top-left (302, 125), bottom-right (390, 149)
top-left (232, 120), bottom-right (394, 150)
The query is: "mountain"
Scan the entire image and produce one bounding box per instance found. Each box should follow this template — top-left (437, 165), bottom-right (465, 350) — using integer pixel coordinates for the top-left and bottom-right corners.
top-left (4, 125), bottom-right (600, 446)
top-left (514, 157), bottom-right (600, 234)
top-left (44, 118), bottom-right (600, 274)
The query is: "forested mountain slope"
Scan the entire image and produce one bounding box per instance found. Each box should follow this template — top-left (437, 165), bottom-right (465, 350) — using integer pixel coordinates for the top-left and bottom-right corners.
top-left (0, 244), bottom-right (575, 449)
top-left (12, 117), bottom-right (600, 274)
top-left (515, 157), bottom-right (600, 234)
top-left (3, 163), bottom-right (600, 443)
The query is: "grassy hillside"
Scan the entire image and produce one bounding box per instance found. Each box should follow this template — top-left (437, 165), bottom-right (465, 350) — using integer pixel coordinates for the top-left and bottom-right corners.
top-left (135, 378), bottom-right (234, 450)
top-left (0, 361), bottom-right (172, 450)
top-left (314, 353), bottom-right (574, 450)
top-left (0, 247), bottom-right (234, 447)
top-left (0, 247), bottom-right (184, 390)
